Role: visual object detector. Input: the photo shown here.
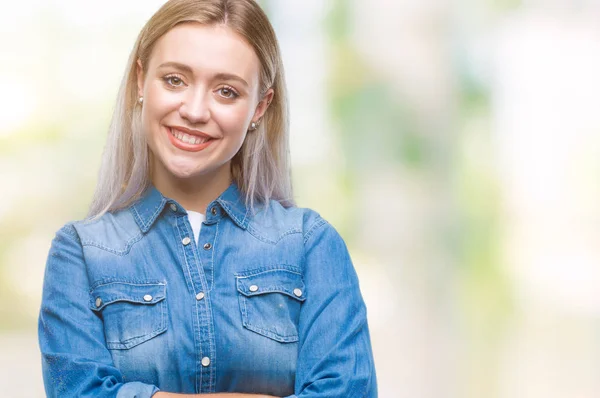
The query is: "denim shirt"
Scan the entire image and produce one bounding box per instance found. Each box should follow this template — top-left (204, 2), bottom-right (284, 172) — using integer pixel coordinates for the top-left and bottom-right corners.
top-left (38, 183), bottom-right (377, 397)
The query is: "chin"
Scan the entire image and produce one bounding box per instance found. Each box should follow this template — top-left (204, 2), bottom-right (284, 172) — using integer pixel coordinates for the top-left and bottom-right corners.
top-left (156, 152), bottom-right (229, 182)
top-left (167, 166), bottom-right (205, 180)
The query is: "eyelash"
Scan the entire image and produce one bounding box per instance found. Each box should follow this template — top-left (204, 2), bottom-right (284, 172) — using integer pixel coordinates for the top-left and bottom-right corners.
top-left (162, 74), bottom-right (185, 88)
top-left (161, 75), bottom-right (240, 99)
top-left (217, 85), bottom-right (240, 99)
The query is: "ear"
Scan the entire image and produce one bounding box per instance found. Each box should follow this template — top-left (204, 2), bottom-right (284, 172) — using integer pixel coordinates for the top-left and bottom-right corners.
top-left (251, 88), bottom-right (274, 123)
top-left (136, 59), bottom-right (145, 98)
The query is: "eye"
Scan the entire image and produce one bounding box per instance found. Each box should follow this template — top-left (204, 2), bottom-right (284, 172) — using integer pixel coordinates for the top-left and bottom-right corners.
top-left (217, 86), bottom-right (239, 99)
top-left (162, 75), bottom-right (185, 88)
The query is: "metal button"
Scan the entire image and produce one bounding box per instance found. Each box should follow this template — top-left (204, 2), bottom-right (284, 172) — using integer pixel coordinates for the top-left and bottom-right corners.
top-left (293, 288), bottom-right (303, 297)
top-left (195, 292), bottom-right (205, 301)
top-left (182, 237), bottom-right (191, 245)
top-left (170, 203), bottom-right (177, 212)
top-left (143, 294), bottom-right (153, 302)
top-left (95, 297), bottom-right (102, 308)
top-left (203, 242), bottom-right (212, 250)
top-left (201, 357), bottom-right (211, 367)
top-left (211, 207), bottom-right (218, 216)
top-left (249, 285), bottom-right (259, 292)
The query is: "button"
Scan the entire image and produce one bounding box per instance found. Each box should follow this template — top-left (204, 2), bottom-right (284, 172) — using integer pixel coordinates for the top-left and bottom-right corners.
top-left (249, 285), bottom-right (259, 292)
top-left (293, 288), bottom-right (303, 297)
top-left (195, 292), bottom-right (205, 301)
top-left (182, 237), bottom-right (191, 245)
top-left (211, 207), bottom-right (218, 215)
top-left (143, 294), bottom-right (153, 302)
top-left (170, 203), bottom-right (177, 212)
top-left (203, 242), bottom-right (212, 250)
top-left (201, 357), bottom-right (211, 367)
top-left (95, 297), bottom-right (102, 308)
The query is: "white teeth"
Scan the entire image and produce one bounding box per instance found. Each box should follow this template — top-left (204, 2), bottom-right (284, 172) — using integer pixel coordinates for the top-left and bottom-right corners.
top-left (170, 128), bottom-right (210, 145)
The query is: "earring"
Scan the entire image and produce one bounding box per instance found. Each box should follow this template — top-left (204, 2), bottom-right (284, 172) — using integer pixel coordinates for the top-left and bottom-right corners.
top-left (138, 96), bottom-right (144, 104)
top-left (249, 122), bottom-right (257, 131)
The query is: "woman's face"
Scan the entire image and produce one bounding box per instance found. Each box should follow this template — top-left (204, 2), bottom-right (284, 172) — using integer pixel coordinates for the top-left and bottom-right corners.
top-left (137, 23), bottom-right (272, 188)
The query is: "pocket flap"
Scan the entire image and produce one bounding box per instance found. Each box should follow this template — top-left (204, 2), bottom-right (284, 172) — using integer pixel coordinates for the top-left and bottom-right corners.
top-left (90, 281), bottom-right (166, 311)
top-left (236, 269), bottom-right (306, 301)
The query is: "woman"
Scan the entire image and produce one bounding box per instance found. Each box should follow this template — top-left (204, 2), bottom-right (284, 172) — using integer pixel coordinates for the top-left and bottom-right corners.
top-left (38, 0), bottom-right (377, 397)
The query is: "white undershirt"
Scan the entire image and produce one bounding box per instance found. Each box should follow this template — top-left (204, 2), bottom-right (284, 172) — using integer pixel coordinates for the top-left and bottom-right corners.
top-left (186, 210), bottom-right (206, 245)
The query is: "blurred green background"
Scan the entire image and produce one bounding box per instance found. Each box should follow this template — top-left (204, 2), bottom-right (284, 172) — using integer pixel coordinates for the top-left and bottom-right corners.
top-left (2, 0), bottom-right (600, 396)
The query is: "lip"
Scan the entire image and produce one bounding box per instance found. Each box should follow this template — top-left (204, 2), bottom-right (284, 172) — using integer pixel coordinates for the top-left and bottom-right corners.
top-left (170, 126), bottom-right (214, 140)
top-left (166, 126), bottom-right (215, 152)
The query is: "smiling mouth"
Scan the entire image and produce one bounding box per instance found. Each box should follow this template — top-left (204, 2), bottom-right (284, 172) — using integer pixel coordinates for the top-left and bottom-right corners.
top-left (169, 128), bottom-right (212, 145)
top-left (167, 127), bottom-right (215, 152)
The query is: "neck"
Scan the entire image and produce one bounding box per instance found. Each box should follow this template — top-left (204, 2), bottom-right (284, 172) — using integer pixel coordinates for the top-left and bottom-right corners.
top-left (152, 164), bottom-right (232, 214)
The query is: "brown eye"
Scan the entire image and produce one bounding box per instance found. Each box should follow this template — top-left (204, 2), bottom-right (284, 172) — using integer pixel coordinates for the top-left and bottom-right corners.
top-left (218, 86), bottom-right (239, 99)
top-left (163, 76), bottom-right (184, 87)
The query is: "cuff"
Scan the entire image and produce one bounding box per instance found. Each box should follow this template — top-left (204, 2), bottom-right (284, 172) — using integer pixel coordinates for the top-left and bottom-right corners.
top-left (116, 381), bottom-right (160, 398)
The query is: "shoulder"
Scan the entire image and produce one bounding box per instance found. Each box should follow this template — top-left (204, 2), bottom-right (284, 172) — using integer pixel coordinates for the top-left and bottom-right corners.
top-left (53, 207), bottom-right (141, 255)
top-left (257, 203), bottom-right (357, 284)
top-left (246, 200), bottom-right (338, 246)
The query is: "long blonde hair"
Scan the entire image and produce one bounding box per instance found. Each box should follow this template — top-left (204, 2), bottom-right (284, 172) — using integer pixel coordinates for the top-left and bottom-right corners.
top-left (88, 0), bottom-right (293, 218)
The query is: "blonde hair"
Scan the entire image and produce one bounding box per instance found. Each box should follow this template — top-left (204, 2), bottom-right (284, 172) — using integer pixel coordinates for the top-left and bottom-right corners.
top-left (88, 0), bottom-right (293, 218)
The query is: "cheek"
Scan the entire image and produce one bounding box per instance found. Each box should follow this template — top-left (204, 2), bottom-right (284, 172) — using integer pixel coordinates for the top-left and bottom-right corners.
top-left (212, 103), bottom-right (253, 134)
top-left (143, 84), bottom-right (181, 124)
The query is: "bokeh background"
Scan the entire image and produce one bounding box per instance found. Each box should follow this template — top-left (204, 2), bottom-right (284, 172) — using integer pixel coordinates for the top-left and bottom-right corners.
top-left (2, 0), bottom-right (600, 396)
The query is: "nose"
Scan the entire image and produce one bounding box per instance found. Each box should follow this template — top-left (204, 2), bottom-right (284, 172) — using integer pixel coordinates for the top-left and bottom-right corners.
top-left (178, 88), bottom-right (211, 124)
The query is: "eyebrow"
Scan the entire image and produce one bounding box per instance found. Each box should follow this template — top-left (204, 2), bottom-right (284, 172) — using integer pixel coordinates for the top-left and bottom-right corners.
top-left (157, 62), bottom-right (249, 87)
top-left (213, 73), bottom-right (249, 88)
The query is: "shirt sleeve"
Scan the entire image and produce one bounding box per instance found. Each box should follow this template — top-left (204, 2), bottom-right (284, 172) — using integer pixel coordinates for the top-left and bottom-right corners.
top-left (38, 224), bottom-right (160, 398)
top-left (288, 215), bottom-right (378, 398)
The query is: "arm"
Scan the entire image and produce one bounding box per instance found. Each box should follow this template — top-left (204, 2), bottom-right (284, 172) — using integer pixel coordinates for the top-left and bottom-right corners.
top-left (152, 392), bottom-right (276, 398)
top-left (286, 216), bottom-right (377, 398)
top-left (38, 224), bottom-right (159, 398)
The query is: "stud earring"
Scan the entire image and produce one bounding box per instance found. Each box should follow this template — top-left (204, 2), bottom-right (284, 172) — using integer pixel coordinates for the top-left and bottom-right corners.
top-left (249, 122), bottom-right (257, 131)
top-left (138, 96), bottom-right (144, 104)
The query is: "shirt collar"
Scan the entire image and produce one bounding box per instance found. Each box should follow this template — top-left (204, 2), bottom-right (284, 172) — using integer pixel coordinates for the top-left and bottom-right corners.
top-left (131, 182), bottom-right (249, 233)
top-left (213, 183), bottom-right (250, 229)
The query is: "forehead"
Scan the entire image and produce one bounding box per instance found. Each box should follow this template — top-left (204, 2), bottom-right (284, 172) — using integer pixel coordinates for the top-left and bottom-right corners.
top-left (149, 23), bottom-right (260, 84)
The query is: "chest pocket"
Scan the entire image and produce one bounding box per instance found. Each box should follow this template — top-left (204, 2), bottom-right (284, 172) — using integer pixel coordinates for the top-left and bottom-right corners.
top-left (236, 268), bottom-right (306, 343)
top-left (90, 281), bottom-right (167, 350)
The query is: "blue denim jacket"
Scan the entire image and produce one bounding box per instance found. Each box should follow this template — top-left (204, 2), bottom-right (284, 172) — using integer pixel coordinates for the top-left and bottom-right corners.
top-left (38, 183), bottom-right (377, 397)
